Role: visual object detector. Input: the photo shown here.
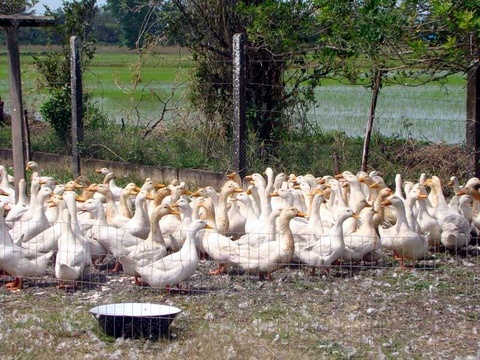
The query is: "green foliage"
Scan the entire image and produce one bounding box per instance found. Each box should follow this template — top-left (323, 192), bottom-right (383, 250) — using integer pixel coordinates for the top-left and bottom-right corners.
top-left (38, 88), bottom-right (108, 150)
top-left (0, 125), bottom-right (11, 148)
top-left (92, 6), bottom-right (121, 45)
top-left (0, 0), bottom-right (38, 14)
top-left (168, 0), bottom-right (334, 144)
top-left (105, 0), bottom-right (162, 49)
top-left (24, 113), bottom-right (464, 186)
top-left (28, 125), bottom-right (66, 154)
top-left (32, 0), bottom-right (109, 150)
top-left (39, 87), bottom-right (72, 145)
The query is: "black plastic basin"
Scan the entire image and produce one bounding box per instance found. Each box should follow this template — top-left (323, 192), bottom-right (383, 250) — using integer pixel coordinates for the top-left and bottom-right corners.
top-left (90, 303), bottom-right (182, 340)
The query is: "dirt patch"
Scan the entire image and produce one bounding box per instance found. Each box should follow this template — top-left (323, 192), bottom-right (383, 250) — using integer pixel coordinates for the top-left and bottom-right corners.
top-left (0, 248), bottom-right (479, 359)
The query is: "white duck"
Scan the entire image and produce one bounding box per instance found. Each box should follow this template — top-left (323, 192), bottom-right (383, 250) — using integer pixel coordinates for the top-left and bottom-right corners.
top-left (196, 199), bottom-right (241, 275)
top-left (245, 172), bottom-right (272, 226)
top-left (339, 171), bottom-right (370, 214)
top-left (191, 186), bottom-right (220, 209)
top-left (0, 236), bottom-right (53, 292)
top-left (214, 183), bottom-right (244, 236)
top-left (379, 195), bottom-right (430, 268)
top-left (118, 183), bottom-right (140, 218)
top-left (440, 195), bottom-right (472, 253)
top-left (119, 204), bottom-right (180, 285)
top-left (25, 160), bottom-right (50, 182)
top-left (91, 183), bottom-right (131, 228)
top-left (11, 186), bottom-right (53, 245)
top-left (230, 207), bottom-right (307, 280)
top-left (55, 208), bottom-right (92, 289)
top-left (226, 195), bottom-right (246, 239)
top-left (456, 194), bottom-right (480, 238)
top-left (234, 191), bottom-right (260, 234)
top-left (292, 189), bottom-right (326, 251)
top-left (295, 208), bottom-right (356, 275)
top-left (342, 207), bottom-right (381, 263)
top-left (235, 207), bottom-right (282, 247)
top-left (415, 186), bottom-right (442, 248)
top-left (0, 165), bottom-right (14, 201)
top-left (21, 194), bottom-right (65, 254)
top-left (127, 220), bottom-right (211, 289)
top-left (270, 188), bottom-right (308, 234)
top-left (165, 197), bottom-right (194, 251)
top-left (96, 168), bottom-right (123, 202)
top-left (0, 198), bottom-right (14, 245)
top-left (76, 198), bottom-right (110, 261)
top-left (4, 178), bottom-right (28, 223)
top-left (121, 190), bottom-right (153, 239)
top-left (83, 201), bottom-right (144, 270)
top-left (423, 176), bottom-right (457, 225)
top-left (371, 187), bottom-right (394, 228)
top-left (12, 176), bottom-right (41, 224)
top-left (325, 178), bottom-right (358, 236)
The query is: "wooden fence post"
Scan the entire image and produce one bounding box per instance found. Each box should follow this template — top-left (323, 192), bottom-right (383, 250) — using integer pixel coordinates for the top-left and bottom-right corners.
top-left (4, 23), bottom-right (26, 200)
top-left (0, 15), bottom-right (55, 201)
top-left (466, 65), bottom-right (480, 178)
top-left (0, 97), bottom-right (4, 124)
top-left (232, 33), bottom-right (247, 178)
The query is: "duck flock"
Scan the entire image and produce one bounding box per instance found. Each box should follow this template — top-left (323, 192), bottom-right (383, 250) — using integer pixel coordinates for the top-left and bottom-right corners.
top-left (0, 161), bottom-right (478, 291)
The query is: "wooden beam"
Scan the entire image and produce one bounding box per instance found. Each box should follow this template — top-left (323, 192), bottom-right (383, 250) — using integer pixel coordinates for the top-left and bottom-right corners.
top-left (0, 15), bottom-right (55, 27)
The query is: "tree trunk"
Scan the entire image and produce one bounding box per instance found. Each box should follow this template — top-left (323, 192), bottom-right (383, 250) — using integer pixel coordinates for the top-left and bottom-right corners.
top-left (361, 69), bottom-right (383, 172)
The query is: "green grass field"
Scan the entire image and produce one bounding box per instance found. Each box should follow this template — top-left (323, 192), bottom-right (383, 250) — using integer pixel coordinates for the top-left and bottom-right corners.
top-left (0, 45), bottom-right (467, 144)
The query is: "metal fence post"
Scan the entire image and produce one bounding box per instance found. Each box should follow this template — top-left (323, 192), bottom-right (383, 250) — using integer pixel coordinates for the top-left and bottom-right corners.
top-left (232, 33), bottom-right (247, 178)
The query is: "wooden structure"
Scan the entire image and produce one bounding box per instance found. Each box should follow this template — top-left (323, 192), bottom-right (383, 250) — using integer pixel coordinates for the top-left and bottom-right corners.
top-left (466, 65), bottom-right (480, 178)
top-left (0, 15), bottom-right (55, 201)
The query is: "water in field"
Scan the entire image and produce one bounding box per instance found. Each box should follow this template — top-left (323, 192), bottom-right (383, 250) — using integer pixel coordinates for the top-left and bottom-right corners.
top-left (310, 83), bottom-right (466, 144)
top-left (90, 81), bottom-right (466, 144)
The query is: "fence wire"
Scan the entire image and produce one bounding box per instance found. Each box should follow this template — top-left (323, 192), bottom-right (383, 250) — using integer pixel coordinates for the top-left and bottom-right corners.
top-left (0, 174), bottom-right (479, 358)
top-left (0, 48), bottom-right (477, 359)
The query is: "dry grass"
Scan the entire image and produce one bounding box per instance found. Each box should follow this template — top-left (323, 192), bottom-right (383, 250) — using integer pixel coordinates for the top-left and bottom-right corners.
top-left (0, 248), bottom-right (479, 359)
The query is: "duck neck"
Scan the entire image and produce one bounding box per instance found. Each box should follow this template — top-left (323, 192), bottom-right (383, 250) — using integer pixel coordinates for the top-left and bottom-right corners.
top-left (394, 202), bottom-right (408, 228)
top-left (147, 211), bottom-right (165, 245)
top-left (308, 195), bottom-right (324, 234)
top-left (216, 190), bottom-right (231, 234)
top-left (277, 215), bottom-right (294, 254)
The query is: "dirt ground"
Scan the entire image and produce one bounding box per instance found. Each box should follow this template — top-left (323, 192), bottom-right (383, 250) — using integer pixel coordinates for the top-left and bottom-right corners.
top-left (0, 245), bottom-right (479, 360)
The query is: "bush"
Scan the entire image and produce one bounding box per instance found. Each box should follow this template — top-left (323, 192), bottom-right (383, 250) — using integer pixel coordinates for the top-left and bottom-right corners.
top-left (39, 87), bottom-right (72, 146)
top-left (22, 114), bottom-right (469, 187)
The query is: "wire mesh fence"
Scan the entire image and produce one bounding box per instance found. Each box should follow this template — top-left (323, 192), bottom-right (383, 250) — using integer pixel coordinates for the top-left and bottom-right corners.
top-left (0, 46), bottom-right (477, 358)
top-left (1, 176), bottom-right (479, 358)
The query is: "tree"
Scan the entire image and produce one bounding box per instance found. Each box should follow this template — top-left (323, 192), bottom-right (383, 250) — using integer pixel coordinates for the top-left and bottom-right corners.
top-left (165, 0), bottom-right (335, 143)
top-left (93, 6), bottom-right (121, 45)
top-left (105, 0), bottom-right (161, 49)
top-left (404, 0), bottom-right (479, 72)
top-left (34, 0), bottom-right (102, 148)
top-left (313, 0), bottom-right (480, 170)
top-left (315, 0), bottom-right (412, 170)
top-left (0, 0), bottom-right (38, 14)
